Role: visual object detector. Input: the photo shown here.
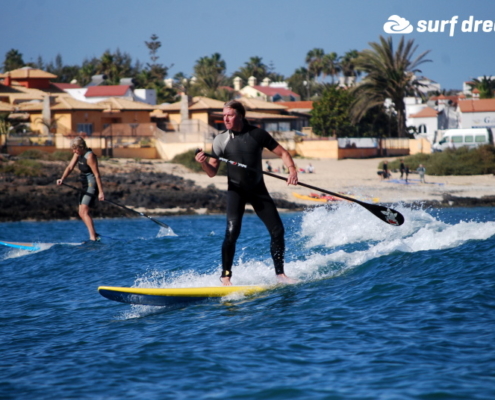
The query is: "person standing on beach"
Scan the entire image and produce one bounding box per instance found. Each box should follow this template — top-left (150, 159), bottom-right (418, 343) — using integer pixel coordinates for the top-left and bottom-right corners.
top-left (399, 159), bottom-right (405, 179)
top-left (417, 164), bottom-right (426, 183)
top-left (195, 100), bottom-right (298, 286)
top-left (57, 136), bottom-right (104, 241)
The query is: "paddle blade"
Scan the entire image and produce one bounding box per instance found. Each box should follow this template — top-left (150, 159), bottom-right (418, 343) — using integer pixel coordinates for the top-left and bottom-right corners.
top-left (361, 203), bottom-right (405, 226)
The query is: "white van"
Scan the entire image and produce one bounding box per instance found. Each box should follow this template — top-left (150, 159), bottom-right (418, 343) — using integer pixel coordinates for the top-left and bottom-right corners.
top-left (432, 128), bottom-right (493, 152)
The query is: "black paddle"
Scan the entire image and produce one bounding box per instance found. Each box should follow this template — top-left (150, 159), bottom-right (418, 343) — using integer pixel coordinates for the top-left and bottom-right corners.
top-left (199, 151), bottom-right (405, 226)
top-left (60, 182), bottom-right (172, 230)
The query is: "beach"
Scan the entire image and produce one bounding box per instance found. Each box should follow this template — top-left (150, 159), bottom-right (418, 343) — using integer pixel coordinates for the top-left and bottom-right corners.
top-left (127, 156), bottom-right (495, 206)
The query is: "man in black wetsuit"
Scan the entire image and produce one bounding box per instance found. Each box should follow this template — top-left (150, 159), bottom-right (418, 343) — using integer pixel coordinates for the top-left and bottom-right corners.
top-left (195, 100), bottom-right (298, 286)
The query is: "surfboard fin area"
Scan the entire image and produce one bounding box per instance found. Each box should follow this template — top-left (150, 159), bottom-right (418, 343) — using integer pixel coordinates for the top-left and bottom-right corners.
top-left (98, 285), bottom-right (268, 306)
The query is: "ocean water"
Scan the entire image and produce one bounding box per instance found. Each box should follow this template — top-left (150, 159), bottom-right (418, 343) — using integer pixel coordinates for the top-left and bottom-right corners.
top-left (1, 203), bottom-right (495, 400)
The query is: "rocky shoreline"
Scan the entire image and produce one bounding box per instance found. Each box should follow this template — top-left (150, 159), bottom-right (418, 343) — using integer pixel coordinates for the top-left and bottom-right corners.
top-left (0, 161), bottom-right (302, 222)
top-left (1, 159), bottom-right (494, 223)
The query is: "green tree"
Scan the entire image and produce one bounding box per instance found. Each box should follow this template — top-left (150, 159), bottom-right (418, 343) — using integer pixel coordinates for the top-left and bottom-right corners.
top-left (311, 85), bottom-right (353, 137)
top-left (305, 48), bottom-right (325, 83)
top-left (322, 52), bottom-right (340, 84)
top-left (340, 50), bottom-right (360, 80)
top-left (350, 36), bottom-right (431, 138)
top-left (287, 67), bottom-right (315, 100)
top-left (469, 76), bottom-right (495, 99)
top-left (193, 53), bottom-right (228, 99)
top-left (233, 56), bottom-right (268, 83)
top-left (3, 49), bottom-right (25, 72)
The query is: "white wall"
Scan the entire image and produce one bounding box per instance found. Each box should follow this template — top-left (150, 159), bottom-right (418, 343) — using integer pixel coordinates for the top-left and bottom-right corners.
top-left (459, 110), bottom-right (495, 129)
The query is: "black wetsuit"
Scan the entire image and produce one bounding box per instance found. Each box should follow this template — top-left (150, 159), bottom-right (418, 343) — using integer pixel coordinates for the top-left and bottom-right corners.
top-left (212, 123), bottom-right (285, 277)
top-left (77, 149), bottom-right (98, 207)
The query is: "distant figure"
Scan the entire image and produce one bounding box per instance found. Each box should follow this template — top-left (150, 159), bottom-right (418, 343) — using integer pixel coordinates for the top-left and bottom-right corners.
top-left (405, 165), bottom-right (410, 183)
top-left (417, 164), bottom-right (426, 183)
top-left (382, 160), bottom-right (390, 179)
top-left (265, 160), bottom-right (272, 172)
top-left (399, 159), bottom-right (405, 179)
top-left (307, 163), bottom-right (314, 173)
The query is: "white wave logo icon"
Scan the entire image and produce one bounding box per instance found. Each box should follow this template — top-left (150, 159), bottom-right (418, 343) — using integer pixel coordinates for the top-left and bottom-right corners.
top-left (383, 15), bottom-right (414, 34)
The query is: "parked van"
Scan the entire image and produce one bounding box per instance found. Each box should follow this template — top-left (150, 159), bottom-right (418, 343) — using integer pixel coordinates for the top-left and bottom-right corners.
top-left (432, 128), bottom-right (493, 152)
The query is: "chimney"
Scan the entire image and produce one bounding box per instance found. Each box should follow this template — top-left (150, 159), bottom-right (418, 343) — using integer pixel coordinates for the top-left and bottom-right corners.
top-left (261, 77), bottom-right (271, 87)
top-left (180, 93), bottom-right (190, 121)
top-left (4, 72), bottom-right (11, 87)
top-left (233, 76), bottom-right (242, 91)
top-left (248, 76), bottom-right (257, 87)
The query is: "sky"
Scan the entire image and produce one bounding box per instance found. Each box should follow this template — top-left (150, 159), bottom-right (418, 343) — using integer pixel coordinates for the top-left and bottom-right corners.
top-left (2, 0), bottom-right (494, 90)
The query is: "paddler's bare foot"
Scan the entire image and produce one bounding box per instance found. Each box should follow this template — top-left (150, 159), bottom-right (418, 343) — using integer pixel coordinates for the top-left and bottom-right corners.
top-left (220, 276), bottom-right (232, 286)
top-left (276, 274), bottom-right (298, 284)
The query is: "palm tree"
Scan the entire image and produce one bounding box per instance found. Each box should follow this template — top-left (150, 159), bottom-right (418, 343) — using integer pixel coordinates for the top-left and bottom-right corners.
top-left (340, 50), bottom-right (360, 84)
top-left (322, 52), bottom-right (340, 84)
top-left (193, 53), bottom-right (228, 99)
top-left (305, 48), bottom-right (325, 83)
top-left (350, 36), bottom-right (431, 138)
top-left (469, 76), bottom-right (495, 99)
top-left (234, 56), bottom-right (268, 83)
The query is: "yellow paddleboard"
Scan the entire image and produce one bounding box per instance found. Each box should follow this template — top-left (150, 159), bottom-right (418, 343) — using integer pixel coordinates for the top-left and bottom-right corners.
top-left (98, 285), bottom-right (268, 306)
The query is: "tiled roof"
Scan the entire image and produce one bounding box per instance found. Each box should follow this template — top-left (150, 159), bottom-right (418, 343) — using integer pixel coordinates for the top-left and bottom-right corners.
top-left (409, 107), bottom-right (439, 118)
top-left (96, 97), bottom-right (154, 111)
top-left (238, 97), bottom-right (287, 111)
top-left (158, 96), bottom-right (225, 111)
top-left (52, 82), bottom-right (81, 90)
top-left (250, 85), bottom-right (299, 98)
top-left (211, 111), bottom-right (296, 120)
top-left (458, 98), bottom-right (495, 113)
top-left (275, 101), bottom-right (313, 110)
top-left (0, 67), bottom-right (57, 79)
top-left (85, 85), bottom-right (131, 97)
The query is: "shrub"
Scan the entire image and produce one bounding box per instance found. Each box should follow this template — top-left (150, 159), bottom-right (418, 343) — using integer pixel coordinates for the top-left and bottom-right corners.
top-left (0, 159), bottom-right (43, 177)
top-left (49, 151), bottom-right (73, 162)
top-left (380, 145), bottom-right (495, 176)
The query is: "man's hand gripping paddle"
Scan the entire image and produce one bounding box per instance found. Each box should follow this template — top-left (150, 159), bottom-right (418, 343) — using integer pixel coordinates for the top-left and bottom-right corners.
top-left (198, 150), bottom-right (405, 226)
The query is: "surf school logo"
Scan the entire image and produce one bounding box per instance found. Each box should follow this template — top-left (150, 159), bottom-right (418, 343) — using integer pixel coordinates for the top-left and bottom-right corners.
top-left (383, 15), bottom-right (414, 34)
top-left (381, 208), bottom-right (399, 226)
top-left (384, 14), bottom-right (495, 37)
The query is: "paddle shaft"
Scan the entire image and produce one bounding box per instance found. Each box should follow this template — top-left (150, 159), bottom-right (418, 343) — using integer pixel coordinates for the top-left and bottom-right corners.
top-left (60, 182), bottom-right (171, 229)
top-left (201, 151), bottom-right (404, 226)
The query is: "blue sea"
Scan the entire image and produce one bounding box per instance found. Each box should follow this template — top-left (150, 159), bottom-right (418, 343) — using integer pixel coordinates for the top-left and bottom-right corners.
top-left (1, 203), bottom-right (495, 400)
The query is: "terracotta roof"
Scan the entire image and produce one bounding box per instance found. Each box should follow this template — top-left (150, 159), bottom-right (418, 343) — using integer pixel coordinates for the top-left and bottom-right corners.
top-left (0, 67), bottom-right (57, 79)
top-left (409, 107), bottom-right (439, 118)
top-left (96, 97), bottom-right (154, 111)
top-left (85, 85), bottom-right (131, 97)
top-left (211, 111), bottom-right (297, 120)
top-left (52, 82), bottom-right (81, 90)
top-left (238, 97), bottom-right (287, 111)
top-left (250, 85), bottom-right (300, 98)
top-left (458, 98), bottom-right (495, 113)
top-left (275, 101), bottom-right (314, 110)
top-left (158, 96), bottom-right (225, 111)
top-left (429, 95), bottom-right (459, 106)
top-left (15, 96), bottom-right (104, 111)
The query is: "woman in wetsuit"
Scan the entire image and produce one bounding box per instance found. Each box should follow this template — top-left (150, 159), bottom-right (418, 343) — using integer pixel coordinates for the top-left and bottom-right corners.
top-left (195, 100), bottom-right (298, 286)
top-left (57, 136), bottom-right (105, 241)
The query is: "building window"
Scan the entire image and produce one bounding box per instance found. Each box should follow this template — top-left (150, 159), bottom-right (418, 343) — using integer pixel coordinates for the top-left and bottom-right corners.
top-left (418, 124), bottom-right (427, 133)
top-left (265, 122), bottom-right (278, 132)
top-left (76, 123), bottom-right (94, 136)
